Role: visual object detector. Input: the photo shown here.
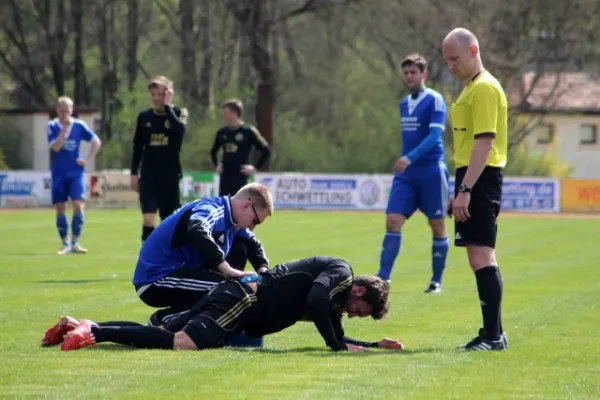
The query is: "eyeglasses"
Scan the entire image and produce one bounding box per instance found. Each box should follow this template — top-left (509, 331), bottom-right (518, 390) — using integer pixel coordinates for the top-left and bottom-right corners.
top-left (249, 200), bottom-right (261, 226)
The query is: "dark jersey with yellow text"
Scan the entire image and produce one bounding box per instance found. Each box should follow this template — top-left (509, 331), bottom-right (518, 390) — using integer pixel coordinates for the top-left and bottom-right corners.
top-left (244, 256), bottom-right (354, 351)
top-left (131, 105), bottom-right (188, 179)
top-left (210, 124), bottom-right (270, 174)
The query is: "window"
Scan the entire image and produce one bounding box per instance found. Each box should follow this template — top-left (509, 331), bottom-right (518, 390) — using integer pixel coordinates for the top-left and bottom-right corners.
top-left (579, 124), bottom-right (597, 146)
top-left (537, 123), bottom-right (554, 144)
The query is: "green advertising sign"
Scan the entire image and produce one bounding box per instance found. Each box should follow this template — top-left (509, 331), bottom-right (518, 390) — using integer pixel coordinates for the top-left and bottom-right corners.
top-left (180, 171), bottom-right (219, 202)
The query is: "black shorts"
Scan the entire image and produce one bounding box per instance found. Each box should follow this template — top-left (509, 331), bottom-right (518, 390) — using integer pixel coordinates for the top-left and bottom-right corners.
top-left (165, 280), bottom-right (258, 350)
top-left (139, 176), bottom-right (181, 219)
top-left (135, 267), bottom-right (226, 309)
top-left (454, 166), bottom-right (503, 248)
top-left (219, 174), bottom-right (249, 196)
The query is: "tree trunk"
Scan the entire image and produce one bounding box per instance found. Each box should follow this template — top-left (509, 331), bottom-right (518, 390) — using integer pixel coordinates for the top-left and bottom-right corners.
top-left (126, 0), bottom-right (139, 91)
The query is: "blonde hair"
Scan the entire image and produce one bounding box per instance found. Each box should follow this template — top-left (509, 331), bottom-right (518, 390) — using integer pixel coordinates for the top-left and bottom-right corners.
top-left (148, 75), bottom-right (173, 90)
top-left (57, 96), bottom-right (73, 107)
top-left (234, 183), bottom-right (274, 216)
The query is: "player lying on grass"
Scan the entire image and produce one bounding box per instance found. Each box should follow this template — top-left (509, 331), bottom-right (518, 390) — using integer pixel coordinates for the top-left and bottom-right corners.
top-left (43, 256), bottom-right (404, 352)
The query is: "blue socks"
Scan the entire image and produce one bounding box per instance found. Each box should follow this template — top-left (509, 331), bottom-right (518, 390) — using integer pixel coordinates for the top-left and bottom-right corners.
top-left (431, 237), bottom-right (449, 284)
top-left (56, 213), bottom-right (69, 244)
top-left (71, 212), bottom-right (84, 244)
top-left (378, 232), bottom-right (402, 281)
top-left (228, 332), bottom-right (264, 348)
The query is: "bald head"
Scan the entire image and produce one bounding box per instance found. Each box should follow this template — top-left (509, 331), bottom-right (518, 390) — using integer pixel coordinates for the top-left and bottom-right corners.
top-left (442, 27), bottom-right (483, 82)
top-left (443, 28), bottom-right (479, 49)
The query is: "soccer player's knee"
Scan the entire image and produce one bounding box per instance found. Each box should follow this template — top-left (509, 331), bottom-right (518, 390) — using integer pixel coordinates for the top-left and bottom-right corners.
top-left (466, 246), bottom-right (497, 270)
top-left (143, 213), bottom-right (156, 227)
top-left (173, 331), bottom-right (198, 351)
top-left (428, 219), bottom-right (446, 237)
top-left (386, 214), bottom-right (406, 232)
top-left (73, 200), bottom-right (85, 213)
top-left (55, 203), bottom-right (67, 213)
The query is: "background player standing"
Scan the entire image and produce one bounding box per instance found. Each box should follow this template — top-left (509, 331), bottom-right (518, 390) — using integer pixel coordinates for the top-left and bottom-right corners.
top-left (210, 99), bottom-right (271, 271)
top-left (443, 28), bottom-right (508, 351)
top-left (210, 99), bottom-right (271, 197)
top-left (47, 96), bottom-right (102, 255)
top-left (377, 54), bottom-right (450, 293)
top-left (130, 76), bottom-right (188, 244)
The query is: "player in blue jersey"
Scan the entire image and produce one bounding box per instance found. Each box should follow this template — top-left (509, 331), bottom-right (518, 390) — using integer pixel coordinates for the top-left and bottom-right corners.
top-left (47, 96), bottom-right (102, 255)
top-left (133, 182), bottom-right (274, 314)
top-left (377, 54), bottom-right (450, 293)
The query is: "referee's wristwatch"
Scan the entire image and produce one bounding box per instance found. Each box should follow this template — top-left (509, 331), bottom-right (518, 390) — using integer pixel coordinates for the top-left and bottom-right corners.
top-left (459, 183), bottom-right (472, 193)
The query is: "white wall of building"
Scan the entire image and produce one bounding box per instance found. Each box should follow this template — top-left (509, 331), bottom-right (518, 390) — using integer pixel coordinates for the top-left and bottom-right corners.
top-left (4, 111), bottom-right (100, 172)
top-left (526, 114), bottom-right (600, 178)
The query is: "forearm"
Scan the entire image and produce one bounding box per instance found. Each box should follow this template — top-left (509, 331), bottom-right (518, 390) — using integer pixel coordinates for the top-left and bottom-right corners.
top-left (164, 105), bottom-right (185, 134)
top-left (238, 235), bottom-right (269, 272)
top-left (86, 138), bottom-right (102, 163)
top-left (254, 147), bottom-right (271, 170)
top-left (405, 126), bottom-right (443, 163)
top-left (308, 285), bottom-right (347, 351)
top-left (343, 336), bottom-right (379, 348)
top-left (51, 132), bottom-right (68, 152)
top-left (462, 138), bottom-right (493, 188)
top-left (130, 144), bottom-right (143, 175)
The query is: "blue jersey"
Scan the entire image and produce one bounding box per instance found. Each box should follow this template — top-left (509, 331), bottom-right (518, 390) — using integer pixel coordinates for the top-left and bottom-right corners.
top-left (133, 196), bottom-right (267, 286)
top-left (400, 88), bottom-right (447, 166)
top-left (47, 118), bottom-right (96, 176)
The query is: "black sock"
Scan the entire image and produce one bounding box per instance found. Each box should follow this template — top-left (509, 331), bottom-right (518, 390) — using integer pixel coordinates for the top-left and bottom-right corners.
top-left (142, 225), bottom-right (154, 242)
top-left (474, 266), bottom-right (503, 340)
top-left (97, 321), bottom-right (144, 327)
top-left (497, 268), bottom-right (504, 335)
top-left (91, 325), bottom-right (174, 349)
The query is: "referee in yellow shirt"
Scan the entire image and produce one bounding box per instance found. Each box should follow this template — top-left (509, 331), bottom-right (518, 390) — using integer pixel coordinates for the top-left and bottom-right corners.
top-left (442, 27), bottom-right (507, 351)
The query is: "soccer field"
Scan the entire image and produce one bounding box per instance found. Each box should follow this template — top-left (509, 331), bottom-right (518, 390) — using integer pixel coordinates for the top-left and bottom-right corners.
top-left (1, 209), bottom-right (599, 400)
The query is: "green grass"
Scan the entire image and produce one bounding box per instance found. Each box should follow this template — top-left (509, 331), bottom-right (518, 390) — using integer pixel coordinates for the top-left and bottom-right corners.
top-left (1, 209), bottom-right (599, 399)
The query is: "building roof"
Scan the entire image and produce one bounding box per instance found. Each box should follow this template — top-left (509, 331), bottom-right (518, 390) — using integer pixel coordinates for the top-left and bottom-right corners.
top-left (512, 72), bottom-right (600, 114)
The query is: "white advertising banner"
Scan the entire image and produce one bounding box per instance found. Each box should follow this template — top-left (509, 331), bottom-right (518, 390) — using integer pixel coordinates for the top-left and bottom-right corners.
top-left (0, 171), bottom-right (52, 208)
top-left (255, 173), bottom-right (560, 213)
top-left (254, 173), bottom-right (392, 210)
top-left (86, 171), bottom-right (138, 209)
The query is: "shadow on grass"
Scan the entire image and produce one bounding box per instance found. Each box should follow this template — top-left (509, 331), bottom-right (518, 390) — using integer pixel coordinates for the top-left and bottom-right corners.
top-left (34, 279), bottom-right (122, 284)
top-left (229, 346), bottom-right (440, 356)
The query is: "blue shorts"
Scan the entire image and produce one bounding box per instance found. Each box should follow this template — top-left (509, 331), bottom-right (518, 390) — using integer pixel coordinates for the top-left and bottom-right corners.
top-left (51, 173), bottom-right (86, 204)
top-left (386, 162), bottom-right (449, 219)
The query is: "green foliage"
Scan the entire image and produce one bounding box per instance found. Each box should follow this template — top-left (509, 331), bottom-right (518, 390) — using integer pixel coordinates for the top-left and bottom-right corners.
top-left (0, 117), bottom-right (26, 169)
top-left (503, 143), bottom-right (573, 178)
top-left (0, 147), bottom-right (8, 170)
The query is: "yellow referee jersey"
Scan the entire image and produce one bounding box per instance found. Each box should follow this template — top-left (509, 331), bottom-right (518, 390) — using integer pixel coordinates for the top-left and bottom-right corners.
top-left (450, 71), bottom-right (508, 168)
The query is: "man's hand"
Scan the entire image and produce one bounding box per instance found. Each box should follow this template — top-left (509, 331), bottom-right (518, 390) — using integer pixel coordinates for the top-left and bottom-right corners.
top-left (393, 157), bottom-right (411, 173)
top-left (240, 165), bottom-right (256, 176)
top-left (377, 338), bottom-right (404, 350)
top-left (257, 266), bottom-right (268, 273)
top-left (130, 175), bottom-right (140, 193)
top-left (452, 192), bottom-right (471, 222)
top-left (76, 158), bottom-right (87, 167)
top-left (164, 88), bottom-right (174, 106)
top-left (447, 195), bottom-right (455, 217)
top-left (346, 343), bottom-right (369, 352)
top-left (216, 163), bottom-right (223, 174)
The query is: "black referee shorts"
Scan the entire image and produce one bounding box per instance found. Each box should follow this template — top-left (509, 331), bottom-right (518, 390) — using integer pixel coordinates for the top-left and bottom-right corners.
top-left (454, 166), bottom-right (503, 248)
top-left (139, 176), bottom-right (181, 220)
top-left (163, 280), bottom-right (258, 350)
top-left (219, 173), bottom-right (249, 196)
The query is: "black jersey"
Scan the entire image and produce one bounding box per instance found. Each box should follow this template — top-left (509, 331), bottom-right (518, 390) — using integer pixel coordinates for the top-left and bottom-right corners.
top-left (131, 105), bottom-right (188, 180)
top-left (245, 256), bottom-right (354, 351)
